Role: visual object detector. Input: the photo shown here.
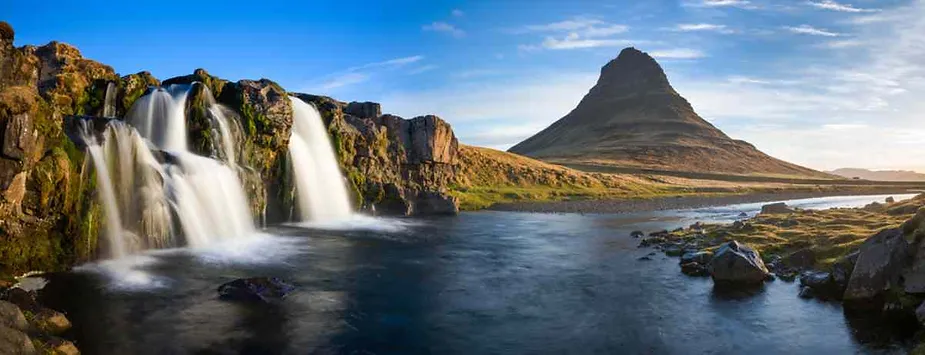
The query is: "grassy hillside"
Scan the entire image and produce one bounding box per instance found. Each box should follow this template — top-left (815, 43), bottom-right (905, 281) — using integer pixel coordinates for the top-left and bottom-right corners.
top-left (450, 145), bottom-right (693, 210)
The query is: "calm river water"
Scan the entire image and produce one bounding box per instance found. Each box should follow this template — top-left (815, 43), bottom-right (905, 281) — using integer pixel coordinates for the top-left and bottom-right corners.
top-left (41, 194), bottom-right (917, 354)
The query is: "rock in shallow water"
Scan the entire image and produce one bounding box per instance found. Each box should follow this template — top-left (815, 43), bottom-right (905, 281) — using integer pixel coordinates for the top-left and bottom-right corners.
top-left (218, 277), bottom-right (295, 302)
top-left (760, 202), bottom-right (794, 215)
top-left (710, 241), bottom-right (770, 286)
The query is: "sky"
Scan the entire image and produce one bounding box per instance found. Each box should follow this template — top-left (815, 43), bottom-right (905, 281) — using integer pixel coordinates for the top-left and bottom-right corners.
top-left (6, 0), bottom-right (925, 172)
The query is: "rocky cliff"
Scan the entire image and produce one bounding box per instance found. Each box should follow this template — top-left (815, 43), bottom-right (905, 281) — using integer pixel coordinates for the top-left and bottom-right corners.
top-left (0, 22), bottom-right (461, 275)
top-left (509, 47), bottom-right (829, 178)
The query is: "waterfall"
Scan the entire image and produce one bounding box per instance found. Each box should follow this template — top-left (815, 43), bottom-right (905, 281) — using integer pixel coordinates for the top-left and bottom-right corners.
top-left (288, 97), bottom-right (352, 221)
top-left (81, 84), bottom-right (255, 259)
top-left (102, 82), bottom-right (117, 118)
top-left (125, 85), bottom-right (189, 152)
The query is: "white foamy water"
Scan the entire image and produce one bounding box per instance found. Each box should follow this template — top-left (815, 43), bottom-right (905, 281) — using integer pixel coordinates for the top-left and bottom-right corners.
top-left (80, 83), bottom-right (256, 259)
top-left (292, 214), bottom-right (422, 233)
top-left (288, 97), bottom-right (352, 221)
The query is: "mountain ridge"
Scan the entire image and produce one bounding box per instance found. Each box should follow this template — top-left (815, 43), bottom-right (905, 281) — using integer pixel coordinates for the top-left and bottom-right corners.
top-left (509, 47), bottom-right (830, 179)
top-left (829, 168), bottom-right (925, 182)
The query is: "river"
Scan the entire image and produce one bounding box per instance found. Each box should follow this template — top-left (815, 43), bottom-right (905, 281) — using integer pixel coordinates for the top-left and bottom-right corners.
top-left (40, 194), bottom-right (916, 354)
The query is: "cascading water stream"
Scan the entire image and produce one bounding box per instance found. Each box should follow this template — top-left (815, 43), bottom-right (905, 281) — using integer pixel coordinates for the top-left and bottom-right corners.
top-left (288, 97), bottom-right (353, 221)
top-left (81, 83), bottom-right (256, 259)
top-left (102, 82), bottom-right (117, 118)
top-left (126, 85), bottom-right (190, 152)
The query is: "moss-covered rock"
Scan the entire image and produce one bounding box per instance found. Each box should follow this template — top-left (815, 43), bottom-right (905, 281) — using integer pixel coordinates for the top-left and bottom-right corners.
top-left (118, 71), bottom-right (159, 116)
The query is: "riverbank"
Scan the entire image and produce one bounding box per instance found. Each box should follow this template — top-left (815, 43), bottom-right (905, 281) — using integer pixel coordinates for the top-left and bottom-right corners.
top-left (634, 192), bottom-right (925, 352)
top-left (488, 187), bottom-right (922, 214)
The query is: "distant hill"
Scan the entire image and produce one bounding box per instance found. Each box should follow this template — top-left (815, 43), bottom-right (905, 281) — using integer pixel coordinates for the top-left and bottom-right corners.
top-left (508, 47), bottom-right (830, 179)
top-left (828, 168), bottom-right (925, 182)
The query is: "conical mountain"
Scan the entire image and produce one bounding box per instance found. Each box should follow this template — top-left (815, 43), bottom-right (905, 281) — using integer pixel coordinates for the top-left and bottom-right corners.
top-left (509, 48), bottom-right (826, 177)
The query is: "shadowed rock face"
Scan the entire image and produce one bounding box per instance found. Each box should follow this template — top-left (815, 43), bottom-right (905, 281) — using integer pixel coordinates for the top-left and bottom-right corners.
top-left (509, 47), bottom-right (826, 178)
top-left (843, 228), bottom-right (909, 305)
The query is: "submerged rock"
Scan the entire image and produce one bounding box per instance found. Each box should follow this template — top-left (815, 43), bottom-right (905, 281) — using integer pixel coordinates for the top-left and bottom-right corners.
top-left (710, 241), bottom-right (770, 285)
top-left (760, 202), bottom-right (794, 215)
top-left (630, 230), bottom-right (644, 238)
top-left (843, 228), bottom-right (909, 306)
top-left (218, 277), bottom-right (295, 302)
top-left (681, 262), bottom-right (710, 277)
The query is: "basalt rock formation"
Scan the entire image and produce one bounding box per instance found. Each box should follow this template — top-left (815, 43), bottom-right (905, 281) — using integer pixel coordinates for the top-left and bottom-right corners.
top-left (0, 22), bottom-right (461, 275)
top-left (509, 47), bottom-right (828, 178)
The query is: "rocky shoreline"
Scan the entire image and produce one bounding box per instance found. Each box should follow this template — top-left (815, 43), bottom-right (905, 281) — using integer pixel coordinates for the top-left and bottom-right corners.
top-left (0, 279), bottom-right (77, 354)
top-left (489, 188), bottom-right (919, 214)
top-left (634, 195), bottom-right (925, 352)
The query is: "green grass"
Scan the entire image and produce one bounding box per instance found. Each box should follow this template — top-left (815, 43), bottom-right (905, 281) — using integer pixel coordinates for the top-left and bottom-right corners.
top-left (659, 196), bottom-right (923, 269)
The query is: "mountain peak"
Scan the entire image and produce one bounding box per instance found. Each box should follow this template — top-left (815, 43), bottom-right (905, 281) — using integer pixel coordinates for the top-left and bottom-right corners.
top-left (592, 47), bottom-right (672, 97)
top-left (508, 48), bottom-right (828, 178)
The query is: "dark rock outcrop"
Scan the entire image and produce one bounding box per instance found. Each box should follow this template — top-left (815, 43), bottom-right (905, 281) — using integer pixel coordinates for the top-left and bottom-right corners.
top-left (710, 241), bottom-right (771, 285)
top-left (843, 228), bottom-right (910, 306)
top-left (218, 277), bottom-right (295, 302)
top-left (0, 22), bottom-right (108, 275)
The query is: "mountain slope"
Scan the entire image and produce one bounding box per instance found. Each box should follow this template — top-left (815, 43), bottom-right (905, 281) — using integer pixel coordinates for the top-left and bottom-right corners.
top-left (508, 47), bottom-right (829, 178)
top-left (829, 168), bottom-right (925, 182)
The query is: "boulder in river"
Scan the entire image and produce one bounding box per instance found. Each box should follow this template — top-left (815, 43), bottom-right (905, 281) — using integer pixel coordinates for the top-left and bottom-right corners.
top-left (710, 241), bottom-right (771, 286)
top-left (843, 228), bottom-right (910, 306)
top-left (630, 230), bottom-right (644, 238)
top-left (760, 202), bottom-right (794, 215)
top-left (886, 196), bottom-right (895, 203)
top-left (218, 277), bottom-right (295, 302)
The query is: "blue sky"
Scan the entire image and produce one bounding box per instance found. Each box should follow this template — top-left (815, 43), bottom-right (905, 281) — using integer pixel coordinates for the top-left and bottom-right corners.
top-left (6, 0), bottom-right (925, 171)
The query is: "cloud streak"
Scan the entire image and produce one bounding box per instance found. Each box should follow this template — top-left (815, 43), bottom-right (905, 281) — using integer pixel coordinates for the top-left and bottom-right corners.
top-left (423, 22), bottom-right (465, 38)
top-left (807, 0), bottom-right (879, 13)
top-left (784, 24), bottom-right (842, 37)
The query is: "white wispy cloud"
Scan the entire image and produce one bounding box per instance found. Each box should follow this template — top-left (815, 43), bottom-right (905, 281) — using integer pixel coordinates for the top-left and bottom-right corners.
top-left (671, 0), bottom-right (925, 170)
top-left (807, 0), bottom-right (879, 13)
top-left (675, 23), bottom-right (729, 32)
top-left (347, 55), bottom-right (424, 71)
top-left (320, 72), bottom-right (369, 90)
top-left (784, 24), bottom-right (842, 37)
top-left (685, 0), bottom-right (756, 9)
top-left (423, 22), bottom-right (466, 38)
top-left (649, 48), bottom-right (706, 59)
top-left (516, 17), bottom-right (634, 51)
top-left (313, 55), bottom-right (424, 92)
top-left (519, 18), bottom-right (629, 37)
top-left (538, 33), bottom-right (640, 50)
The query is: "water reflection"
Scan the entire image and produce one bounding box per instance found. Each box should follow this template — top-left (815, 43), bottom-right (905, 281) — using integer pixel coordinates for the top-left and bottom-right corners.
top-left (39, 195), bottom-right (916, 354)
